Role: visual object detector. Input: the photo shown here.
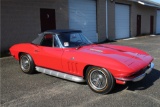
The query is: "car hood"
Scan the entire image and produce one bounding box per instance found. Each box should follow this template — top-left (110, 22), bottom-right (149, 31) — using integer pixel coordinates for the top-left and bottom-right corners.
top-left (78, 44), bottom-right (153, 71)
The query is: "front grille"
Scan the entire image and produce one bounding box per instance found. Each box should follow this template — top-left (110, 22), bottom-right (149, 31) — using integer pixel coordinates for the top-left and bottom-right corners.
top-left (128, 66), bottom-right (148, 78)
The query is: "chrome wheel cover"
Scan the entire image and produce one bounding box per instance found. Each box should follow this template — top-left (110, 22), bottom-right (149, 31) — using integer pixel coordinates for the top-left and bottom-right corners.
top-left (20, 55), bottom-right (30, 72)
top-left (89, 69), bottom-right (107, 90)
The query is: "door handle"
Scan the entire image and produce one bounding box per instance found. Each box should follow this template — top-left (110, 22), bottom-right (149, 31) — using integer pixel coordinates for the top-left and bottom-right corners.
top-left (35, 50), bottom-right (39, 52)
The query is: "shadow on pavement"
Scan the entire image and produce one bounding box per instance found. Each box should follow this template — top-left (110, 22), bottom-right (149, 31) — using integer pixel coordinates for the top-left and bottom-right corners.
top-left (126, 69), bottom-right (160, 91)
top-left (37, 68), bottom-right (160, 94)
top-left (111, 69), bottom-right (160, 94)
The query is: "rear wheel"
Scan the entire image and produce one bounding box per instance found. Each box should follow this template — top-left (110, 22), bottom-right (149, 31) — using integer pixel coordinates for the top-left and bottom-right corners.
top-left (20, 53), bottom-right (35, 74)
top-left (86, 66), bottom-right (115, 94)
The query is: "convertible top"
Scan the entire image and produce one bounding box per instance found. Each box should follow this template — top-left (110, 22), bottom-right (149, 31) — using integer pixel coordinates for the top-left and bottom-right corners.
top-left (38, 29), bottom-right (82, 37)
top-left (45, 29), bottom-right (82, 34)
top-left (32, 29), bottom-right (82, 45)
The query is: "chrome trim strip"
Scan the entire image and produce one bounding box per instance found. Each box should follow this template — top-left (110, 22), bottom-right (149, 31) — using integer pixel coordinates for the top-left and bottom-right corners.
top-left (90, 48), bottom-right (103, 53)
top-left (35, 66), bottom-right (85, 83)
top-left (55, 34), bottom-right (64, 48)
top-left (132, 73), bottom-right (146, 82)
top-left (116, 62), bottom-right (154, 82)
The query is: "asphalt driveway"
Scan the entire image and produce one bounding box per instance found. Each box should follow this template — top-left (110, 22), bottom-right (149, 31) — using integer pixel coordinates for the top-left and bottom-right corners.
top-left (1, 35), bottom-right (160, 107)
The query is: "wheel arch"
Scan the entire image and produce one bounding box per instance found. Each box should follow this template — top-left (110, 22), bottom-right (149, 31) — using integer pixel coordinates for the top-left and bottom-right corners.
top-left (84, 65), bottom-right (116, 94)
top-left (19, 52), bottom-right (36, 74)
top-left (83, 65), bottom-right (92, 79)
top-left (83, 64), bottom-right (115, 80)
top-left (18, 52), bottom-right (27, 59)
top-left (83, 65), bottom-right (108, 79)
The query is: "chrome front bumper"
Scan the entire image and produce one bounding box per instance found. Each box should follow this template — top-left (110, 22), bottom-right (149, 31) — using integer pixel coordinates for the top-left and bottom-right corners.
top-left (117, 62), bottom-right (154, 82)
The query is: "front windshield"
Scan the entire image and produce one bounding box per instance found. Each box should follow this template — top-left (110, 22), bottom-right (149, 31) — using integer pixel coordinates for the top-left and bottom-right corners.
top-left (57, 32), bottom-right (93, 48)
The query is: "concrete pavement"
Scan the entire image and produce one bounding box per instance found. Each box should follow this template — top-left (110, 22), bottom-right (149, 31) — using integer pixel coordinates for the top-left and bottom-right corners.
top-left (1, 35), bottom-right (160, 107)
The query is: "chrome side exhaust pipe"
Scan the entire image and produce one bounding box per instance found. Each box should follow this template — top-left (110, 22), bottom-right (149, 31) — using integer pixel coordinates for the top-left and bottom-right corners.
top-left (35, 66), bottom-right (85, 83)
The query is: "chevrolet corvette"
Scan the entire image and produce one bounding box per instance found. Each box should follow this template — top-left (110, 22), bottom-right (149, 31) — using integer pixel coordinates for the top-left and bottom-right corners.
top-left (10, 29), bottom-right (154, 94)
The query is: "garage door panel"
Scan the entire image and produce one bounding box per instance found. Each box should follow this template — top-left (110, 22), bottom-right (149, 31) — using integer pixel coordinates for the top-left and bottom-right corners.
top-left (69, 0), bottom-right (96, 7)
top-left (156, 10), bottom-right (160, 34)
top-left (115, 4), bottom-right (130, 39)
top-left (69, 0), bottom-right (97, 42)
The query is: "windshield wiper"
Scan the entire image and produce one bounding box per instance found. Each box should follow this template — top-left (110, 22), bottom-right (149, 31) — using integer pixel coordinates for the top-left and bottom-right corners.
top-left (76, 43), bottom-right (92, 50)
top-left (76, 44), bottom-right (82, 50)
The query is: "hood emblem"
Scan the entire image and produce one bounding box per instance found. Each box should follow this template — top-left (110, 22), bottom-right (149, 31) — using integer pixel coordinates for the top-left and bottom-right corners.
top-left (90, 48), bottom-right (103, 53)
top-left (70, 57), bottom-right (75, 60)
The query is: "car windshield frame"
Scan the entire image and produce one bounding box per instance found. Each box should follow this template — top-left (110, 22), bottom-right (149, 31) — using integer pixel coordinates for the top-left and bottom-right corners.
top-left (57, 32), bottom-right (93, 48)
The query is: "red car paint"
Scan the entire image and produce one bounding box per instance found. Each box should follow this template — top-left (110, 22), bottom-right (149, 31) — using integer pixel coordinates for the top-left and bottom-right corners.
top-left (10, 42), bottom-right (153, 84)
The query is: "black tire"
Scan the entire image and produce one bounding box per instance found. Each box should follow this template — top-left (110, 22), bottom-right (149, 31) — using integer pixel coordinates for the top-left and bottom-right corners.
top-left (86, 66), bottom-right (115, 94)
top-left (19, 53), bottom-right (36, 74)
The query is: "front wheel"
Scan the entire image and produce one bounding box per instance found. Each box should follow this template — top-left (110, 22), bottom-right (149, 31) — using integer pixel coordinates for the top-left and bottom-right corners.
top-left (20, 53), bottom-right (36, 74)
top-left (86, 67), bottom-right (115, 94)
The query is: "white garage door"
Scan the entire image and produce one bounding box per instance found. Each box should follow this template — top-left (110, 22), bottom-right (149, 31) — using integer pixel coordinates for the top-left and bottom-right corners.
top-left (69, 0), bottom-right (97, 42)
top-left (156, 10), bottom-right (160, 34)
top-left (115, 4), bottom-right (130, 39)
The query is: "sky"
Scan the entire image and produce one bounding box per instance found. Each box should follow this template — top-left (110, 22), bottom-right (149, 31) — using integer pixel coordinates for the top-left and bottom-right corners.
top-left (151, 0), bottom-right (160, 3)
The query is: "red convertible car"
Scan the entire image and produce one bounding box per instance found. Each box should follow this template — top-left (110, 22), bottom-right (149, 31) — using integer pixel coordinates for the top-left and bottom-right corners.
top-left (10, 29), bottom-right (154, 94)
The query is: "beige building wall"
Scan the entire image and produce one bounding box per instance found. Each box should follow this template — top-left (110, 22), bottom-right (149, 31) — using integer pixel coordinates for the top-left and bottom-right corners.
top-left (108, 0), bottom-right (131, 40)
top-left (1, 0), bottom-right (159, 52)
top-left (97, 0), bottom-right (107, 42)
top-left (1, 0), bottom-right (69, 52)
top-left (107, 0), bottom-right (157, 40)
top-left (130, 2), bottom-right (157, 36)
top-left (107, 0), bottom-right (115, 40)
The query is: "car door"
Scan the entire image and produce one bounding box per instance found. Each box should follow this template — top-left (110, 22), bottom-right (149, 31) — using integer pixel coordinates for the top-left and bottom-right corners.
top-left (34, 34), bottom-right (64, 71)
